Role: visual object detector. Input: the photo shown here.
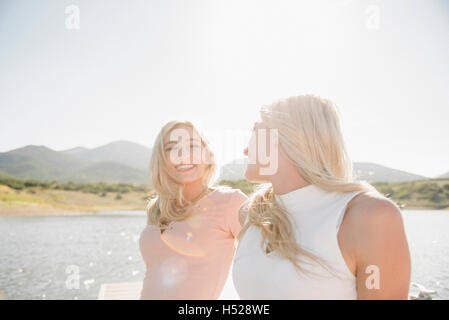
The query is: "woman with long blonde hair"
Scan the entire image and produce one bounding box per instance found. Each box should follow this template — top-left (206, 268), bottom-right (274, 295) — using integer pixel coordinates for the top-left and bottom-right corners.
top-left (233, 95), bottom-right (411, 299)
top-left (139, 120), bottom-right (247, 299)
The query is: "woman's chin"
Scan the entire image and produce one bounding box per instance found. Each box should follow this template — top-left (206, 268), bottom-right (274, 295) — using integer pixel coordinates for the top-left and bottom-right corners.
top-left (172, 172), bottom-right (203, 184)
top-left (245, 170), bottom-right (262, 183)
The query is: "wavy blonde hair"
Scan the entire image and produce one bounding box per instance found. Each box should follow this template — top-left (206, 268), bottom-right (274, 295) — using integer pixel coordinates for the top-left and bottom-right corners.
top-left (238, 95), bottom-right (377, 274)
top-left (147, 120), bottom-right (217, 230)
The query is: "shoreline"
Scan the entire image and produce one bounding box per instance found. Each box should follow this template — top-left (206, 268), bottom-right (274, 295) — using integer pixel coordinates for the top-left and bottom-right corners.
top-left (0, 184), bottom-right (148, 216)
top-left (0, 202), bottom-right (147, 217)
top-left (0, 205), bottom-right (147, 217)
top-left (0, 204), bottom-right (447, 217)
top-left (0, 205), bottom-right (97, 217)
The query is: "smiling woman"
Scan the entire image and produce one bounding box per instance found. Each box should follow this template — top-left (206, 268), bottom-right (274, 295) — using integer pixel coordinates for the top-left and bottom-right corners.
top-left (139, 120), bottom-right (247, 299)
top-left (163, 126), bottom-right (213, 187)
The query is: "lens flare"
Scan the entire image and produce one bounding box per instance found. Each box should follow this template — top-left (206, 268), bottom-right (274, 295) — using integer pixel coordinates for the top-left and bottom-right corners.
top-left (160, 231), bottom-right (205, 257)
top-left (160, 257), bottom-right (189, 288)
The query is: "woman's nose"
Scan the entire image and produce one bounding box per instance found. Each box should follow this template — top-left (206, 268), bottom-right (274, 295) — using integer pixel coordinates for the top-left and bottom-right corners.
top-left (243, 147), bottom-right (248, 156)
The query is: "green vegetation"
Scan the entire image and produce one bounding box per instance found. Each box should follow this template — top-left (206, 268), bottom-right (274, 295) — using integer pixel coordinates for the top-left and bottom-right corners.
top-left (220, 179), bottom-right (449, 210)
top-left (373, 179), bottom-right (449, 210)
top-left (0, 177), bottom-right (149, 194)
top-left (218, 179), bottom-right (449, 210)
top-left (0, 177), bottom-right (154, 215)
top-left (1, 176), bottom-right (448, 215)
top-left (0, 170), bottom-right (15, 180)
top-left (217, 179), bottom-right (259, 195)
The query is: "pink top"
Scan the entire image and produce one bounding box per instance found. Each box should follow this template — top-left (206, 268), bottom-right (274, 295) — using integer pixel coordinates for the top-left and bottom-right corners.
top-left (139, 186), bottom-right (247, 300)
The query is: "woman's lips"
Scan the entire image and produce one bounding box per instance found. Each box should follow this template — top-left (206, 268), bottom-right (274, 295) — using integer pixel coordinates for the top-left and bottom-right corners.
top-left (175, 164), bottom-right (196, 172)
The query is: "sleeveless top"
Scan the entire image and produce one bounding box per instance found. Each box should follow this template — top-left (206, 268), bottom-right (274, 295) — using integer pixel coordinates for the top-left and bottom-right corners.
top-left (139, 186), bottom-right (247, 299)
top-left (232, 184), bottom-right (365, 299)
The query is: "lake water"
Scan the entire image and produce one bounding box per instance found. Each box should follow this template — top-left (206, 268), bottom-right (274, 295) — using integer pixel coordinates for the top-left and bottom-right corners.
top-left (0, 210), bottom-right (448, 300)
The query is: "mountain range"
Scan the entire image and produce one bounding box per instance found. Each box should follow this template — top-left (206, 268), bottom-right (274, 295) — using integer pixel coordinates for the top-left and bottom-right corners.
top-left (219, 158), bottom-right (432, 183)
top-left (0, 141), bottom-right (152, 184)
top-left (0, 141), bottom-right (443, 184)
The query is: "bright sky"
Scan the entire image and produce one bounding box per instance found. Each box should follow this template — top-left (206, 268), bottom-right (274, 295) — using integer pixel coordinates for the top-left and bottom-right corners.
top-left (0, 0), bottom-right (448, 177)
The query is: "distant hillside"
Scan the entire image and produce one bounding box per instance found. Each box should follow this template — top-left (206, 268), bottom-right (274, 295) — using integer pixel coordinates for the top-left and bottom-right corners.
top-left (438, 171), bottom-right (449, 179)
top-left (69, 161), bottom-right (148, 184)
top-left (64, 141), bottom-right (152, 171)
top-left (0, 142), bottom-right (431, 184)
top-left (353, 162), bottom-right (428, 183)
top-left (0, 170), bottom-right (15, 179)
top-left (61, 146), bottom-right (89, 156)
top-left (219, 159), bottom-right (248, 181)
top-left (0, 142), bottom-right (152, 184)
top-left (219, 158), bottom-right (428, 183)
top-left (0, 145), bottom-right (91, 181)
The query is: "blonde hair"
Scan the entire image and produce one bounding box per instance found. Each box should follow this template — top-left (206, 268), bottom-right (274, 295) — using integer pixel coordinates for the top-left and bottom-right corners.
top-left (239, 95), bottom-right (377, 274)
top-left (147, 120), bottom-right (217, 230)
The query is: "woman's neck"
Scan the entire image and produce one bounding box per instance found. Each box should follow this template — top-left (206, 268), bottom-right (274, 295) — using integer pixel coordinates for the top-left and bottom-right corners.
top-left (270, 167), bottom-right (310, 195)
top-left (182, 179), bottom-right (208, 201)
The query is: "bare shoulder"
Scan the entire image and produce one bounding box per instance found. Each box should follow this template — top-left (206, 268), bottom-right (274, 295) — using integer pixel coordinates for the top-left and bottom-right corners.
top-left (139, 224), bottom-right (156, 246)
top-left (238, 198), bottom-right (251, 227)
top-left (342, 191), bottom-right (405, 248)
top-left (211, 186), bottom-right (247, 203)
top-left (345, 191), bottom-right (403, 227)
top-left (232, 188), bottom-right (249, 203)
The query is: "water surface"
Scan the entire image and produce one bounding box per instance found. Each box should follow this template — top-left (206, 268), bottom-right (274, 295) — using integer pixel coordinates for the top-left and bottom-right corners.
top-left (0, 210), bottom-right (447, 299)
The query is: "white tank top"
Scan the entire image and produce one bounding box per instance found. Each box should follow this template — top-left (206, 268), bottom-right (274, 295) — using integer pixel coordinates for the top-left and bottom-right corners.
top-left (232, 184), bottom-right (365, 299)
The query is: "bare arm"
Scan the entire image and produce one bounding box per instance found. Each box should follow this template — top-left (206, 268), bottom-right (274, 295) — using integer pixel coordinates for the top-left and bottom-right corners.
top-left (344, 195), bottom-right (411, 299)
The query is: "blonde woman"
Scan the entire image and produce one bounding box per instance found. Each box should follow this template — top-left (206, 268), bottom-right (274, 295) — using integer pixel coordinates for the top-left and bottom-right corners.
top-left (233, 95), bottom-right (411, 299)
top-left (139, 120), bottom-right (247, 300)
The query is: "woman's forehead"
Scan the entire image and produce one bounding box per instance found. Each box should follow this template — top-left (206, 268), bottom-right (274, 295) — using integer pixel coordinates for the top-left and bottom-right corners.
top-left (165, 137), bottom-right (202, 147)
top-left (164, 125), bottom-right (202, 145)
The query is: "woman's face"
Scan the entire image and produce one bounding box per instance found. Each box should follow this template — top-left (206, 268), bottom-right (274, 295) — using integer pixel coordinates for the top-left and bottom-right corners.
top-left (243, 121), bottom-right (282, 182)
top-left (163, 124), bottom-right (209, 184)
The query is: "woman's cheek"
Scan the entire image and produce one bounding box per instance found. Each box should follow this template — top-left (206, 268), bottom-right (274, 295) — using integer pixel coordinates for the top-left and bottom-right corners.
top-left (195, 164), bottom-right (207, 178)
top-left (191, 151), bottom-right (203, 165)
